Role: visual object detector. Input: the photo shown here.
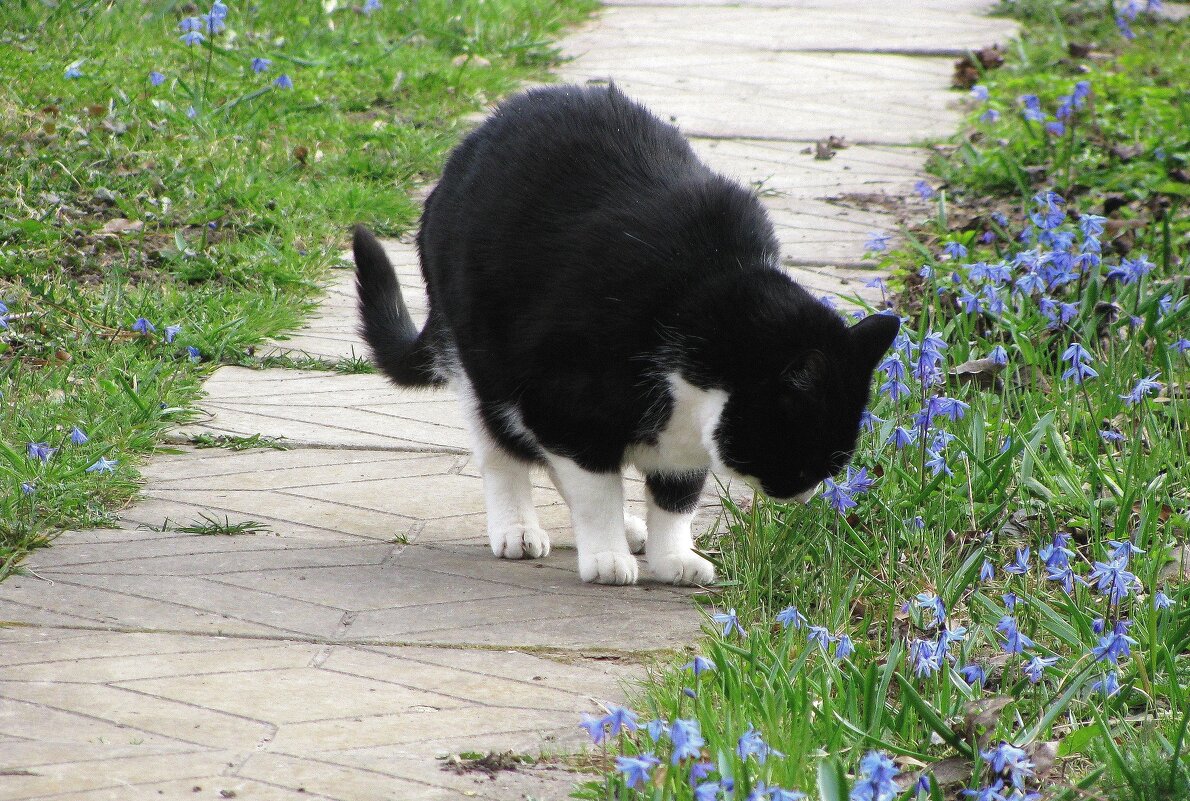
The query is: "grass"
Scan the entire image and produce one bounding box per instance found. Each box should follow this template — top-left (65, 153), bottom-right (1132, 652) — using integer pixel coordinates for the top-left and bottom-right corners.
top-left (0, 0), bottom-right (594, 576)
top-left (578, 2), bottom-right (1188, 800)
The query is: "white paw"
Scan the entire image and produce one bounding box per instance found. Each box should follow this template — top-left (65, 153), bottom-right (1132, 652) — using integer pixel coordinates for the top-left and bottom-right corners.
top-left (624, 514), bottom-right (648, 554)
top-left (579, 550), bottom-right (639, 585)
top-left (489, 525), bottom-right (551, 559)
top-left (649, 550), bottom-right (715, 586)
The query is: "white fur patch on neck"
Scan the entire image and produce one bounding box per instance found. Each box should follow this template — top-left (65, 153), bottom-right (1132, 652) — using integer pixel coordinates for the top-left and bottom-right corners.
top-left (629, 374), bottom-right (728, 473)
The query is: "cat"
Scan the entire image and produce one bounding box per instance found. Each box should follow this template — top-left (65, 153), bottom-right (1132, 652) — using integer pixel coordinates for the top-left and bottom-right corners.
top-left (353, 84), bottom-right (898, 586)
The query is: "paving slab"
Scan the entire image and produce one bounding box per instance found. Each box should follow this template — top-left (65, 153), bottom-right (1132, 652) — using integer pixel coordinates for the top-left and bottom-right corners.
top-left (0, 1), bottom-right (1013, 798)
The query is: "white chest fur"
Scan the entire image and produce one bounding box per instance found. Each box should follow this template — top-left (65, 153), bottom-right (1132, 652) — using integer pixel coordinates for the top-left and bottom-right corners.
top-left (629, 375), bottom-right (728, 474)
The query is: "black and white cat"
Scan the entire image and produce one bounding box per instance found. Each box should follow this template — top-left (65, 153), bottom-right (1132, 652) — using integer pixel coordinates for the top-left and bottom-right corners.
top-left (354, 84), bottom-right (898, 586)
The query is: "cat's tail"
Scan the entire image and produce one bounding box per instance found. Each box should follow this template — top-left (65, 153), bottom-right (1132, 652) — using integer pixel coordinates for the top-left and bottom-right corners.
top-left (353, 226), bottom-right (444, 387)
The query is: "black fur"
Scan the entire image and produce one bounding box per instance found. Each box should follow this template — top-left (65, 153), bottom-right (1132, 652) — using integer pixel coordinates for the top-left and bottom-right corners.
top-left (647, 472), bottom-right (709, 515)
top-left (355, 84), bottom-right (898, 498)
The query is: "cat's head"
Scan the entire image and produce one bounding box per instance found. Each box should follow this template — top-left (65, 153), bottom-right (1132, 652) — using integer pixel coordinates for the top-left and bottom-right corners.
top-left (708, 310), bottom-right (900, 502)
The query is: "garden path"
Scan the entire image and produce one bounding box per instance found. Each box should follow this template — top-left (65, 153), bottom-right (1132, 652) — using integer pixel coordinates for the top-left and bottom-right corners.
top-left (0, 2), bottom-right (1014, 799)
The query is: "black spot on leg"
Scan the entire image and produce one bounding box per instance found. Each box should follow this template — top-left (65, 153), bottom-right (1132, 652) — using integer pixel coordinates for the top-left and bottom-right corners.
top-left (646, 471), bottom-right (707, 514)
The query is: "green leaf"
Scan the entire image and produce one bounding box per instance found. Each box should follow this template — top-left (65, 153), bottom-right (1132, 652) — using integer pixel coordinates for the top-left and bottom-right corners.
top-left (896, 674), bottom-right (974, 758)
top-left (1057, 724), bottom-right (1098, 757)
top-left (817, 756), bottom-right (850, 801)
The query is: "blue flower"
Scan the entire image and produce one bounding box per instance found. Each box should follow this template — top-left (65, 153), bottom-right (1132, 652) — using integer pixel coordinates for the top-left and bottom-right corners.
top-left (988, 345), bottom-right (1008, 366)
top-left (1092, 629), bottom-right (1136, 665)
top-left (1121, 374), bottom-right (1162, 406)
top-left (643, 718), bottom-right (668, 742)
top-left (911, 516), bottom-right (925, 530)
top-left (980, 559), bottom-right (995, 581)
top-left (776, 606), bottom-right (807, 630)
top-left (807, 625), bottom-right (834, 650)
top-left (86, 456), bottom-right (118, 474)
top-left (694, 781), bottom-right (723, 801)
top-left (187, 105), bottom-right (198, 119)
top-left (851, 751), bottom-right (899, 801)
top-left (180, 30), bottom-right (205, 46)
top-left (69, 426), bottom-right (89, 445)
top-left (962, 782), bottom-right (1008, 801)
top-left (1100, 429), bottom-right (1126, 443)
top-left (670, 719), bottom-right (705, 764)
top-left (1079, 214), bottom-right (1107, 238)
top-left (1091, 670), bottom-right (1120, 698)
top-left (615, 754), bottom-right (659, 789)
top-left (959, 663), bottom-right (986, 687)
top-left (887, 426), bottom-right (916, 449)
top-left (822, 478), bottom-right (856, 513)
top-left (363, 0), bottom-right (382, 12)
top-left (274, 74), bottom-right (294, 90)
top-left (178, 16), bottom-right (203, 32)
top-left (1030, 191), bottom-right (1066, 230)
top-left (132, 317), bottom-right (156, 334)
top-left (909, 638), bottom-right (938, 677)
top-left (1174, 338), bottom-right (1190, 354)
top-left (942, 241), bottom-right (968, 260)
top-left (1019, 94), bottom-right (1045, 122)
top-left (771, 790), bottom-right (808, 801)
top-left (1089, 559), bottom-right (1138, 604)
top-left (201, 11), bottom-right (225, 34)
top-left (982, 742), bottom-right (1035, 788)
top-left (712, 608), bottom-right (746, 637)
top-left (27, 442), bottom-right (57, 462)
top-left (21, 482), bottom-right (36, 495)
top-left (164, 324), bottom-right (182, 344)
top-left (958, 288), bottom-right (983, 315)
top-left (1003, 547), bottom-right (1030, 576)
top-left (1154, 590), bottom-right (1173, 610)
top-left (1022, 655), bottom-right (1058, 684)
top-left (925, 449), bottom-right (952, 477)
top-left (149, 70), bottom-right (166, 86)
top-left (737, 725), bottom-right (783, 764)
top-left (251, 57), bottom-right (272, 73)
top-left (914, 180), bottom-right (936, 200)
top-left (866, 232), bottom-right (892, 253)
top-left (914, 592), bottom-right (946, 628)
top-left (602, 705), bottom-right (638, 736)
top-left (859, 409), bottom-right (883, 432)
top-left (980, 108), bottom-right (1001, 124)
top-left (1045, 120), bottom-right (1065, 136)
top-left (970, 85), bottom-right (989, 102)
top-left (834, 634), bottom-right (854, 660)
top-left (64, 64), bottom-right (83, 79)
top-left (1060, 343), bottom-right (1098, 384)
top-left (689, 761), bottom-right (714, 784)
top-left (996, 615), bottom-right (1034, 654)
top-left (1045, 564), bottom-right (1085, 595)
top-left (579, 715), bottom-right (607, 744)
top-left (685, 656), bottom-right (716, 676)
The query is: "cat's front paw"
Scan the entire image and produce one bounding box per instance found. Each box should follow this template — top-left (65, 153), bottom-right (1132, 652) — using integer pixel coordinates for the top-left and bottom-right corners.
top-left (649, 550), bottom-right (715, 586)
top-left (624, 514), bottom-right (648, 554)
top-left (489, 525), bottom-right (551, 559)
top-left (579, 550), bottom-right (639, 585)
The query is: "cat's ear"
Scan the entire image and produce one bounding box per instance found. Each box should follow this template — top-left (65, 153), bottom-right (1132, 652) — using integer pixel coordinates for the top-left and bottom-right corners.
top-left (848, 312), bottom-right (900, 375)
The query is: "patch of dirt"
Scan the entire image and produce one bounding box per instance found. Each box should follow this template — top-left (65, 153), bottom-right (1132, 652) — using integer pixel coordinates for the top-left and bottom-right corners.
top-left (952, 45), bottom-right (1005, 89)
top-left (441, 751), bottom-right (530, 778)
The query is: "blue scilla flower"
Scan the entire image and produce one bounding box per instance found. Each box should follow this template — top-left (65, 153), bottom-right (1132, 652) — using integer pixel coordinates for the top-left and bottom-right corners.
top-left (712, 608), bottom-right (745, 637)
top-left (65, 64), bottom-right (83, 79)
top-left (1079, 213), bottom-right (1107, 238)
top-left (909, 638), bottom-right (939, 678)
top-left (970, 84), bottom-right (989, 102)
top-left (180, 29), bottom-right (205, 46)
top-left (1003, 547), bottom-right (1031, 576)
top-left (1061, 345), bottom-right (1098, 384)
top-left (1045, 120), bottom-right (1065, 136)
top-left (201, 11), bottom-right (226, 34)
top-left (69, 426), bottom-right (89, 445)
top-left (880, 378), bottom-right (910, 403)
top-left (1019, 94), bottom-right (1044, 122)
top-left (164, 324), bottom-right (182, 344)
top-left (958, 288), bottom-right (983, 315)
top-left (27, 442), bottom-right (57, 462)
top-left (1014, 271), bottom-right (1046, 297)
top-left (942, 241), bottom-right (968, 260)
top-left (1092, 670), bottom-right (1120, 698)
top-left (962, 782), bottom-right (1009, 801)
top-left (251, 57), bottom-right (272, 73)
top-left (880, 354), bottom-right (906, 380)
top-left (1121, 374), bottom-right (1162, 406)
top-left (274, 74), bottom-right (294, 90)
top-left (645, 718), bottom-right (668, 742)
top-left (179, 16), bottom-right (203, 32)
top-left (149, 70), bottom-right (166, 86)
top-left (1022, 655), bottom-right (1059, 684)
top-left (1154, 590), bottom-right (1172, 610)
top-left (1045, 564), bottom-right (1085, 595)
top-left (980, 559), bottom-right (995, 581)
top-left (670, 719), bottom-right (705, 764)
top-left (915, 180), bottom-right (935, 200)
top-left (980, 108), bottom-right (1001, 124)
top-left (988, 345), bottom-right (1008, 366)
top-left (771, 790), bottom-right (808, 801)
top-left (737, 725), bottom-right (783, 764)
top-left (887, 426), bottom-right (916, 449)
top-left (187, 346), bottom-right (202, 362)
top-left (1030, 191), bottom-right (1066, 230)
top-left (959, 663), bottom-right (986, 687)
top-left (822, 478), bottom-right (857, 513)
top-left (1089, 558), bottom-right (1139, 604)
top-left (776, 605), bottom-right (807, 630)
top-left (807, 625), bottom-right (834, 650)
top-left (132, 317), bottom-right (156, 334)
top-left (615, 754), bottom-right (659, 789)
top-left (866, 231), bottom-right (892, 253)
top-left (363, 0), bottom-right (382, 12)
top-left (209, 0), bottom-right (228, 20)
top-left (21, 482), bottom-right (36, 495)
top-left (852, 751), bottom-right (899, 801)
top-left (1092, 629), bottom-right (1136, 665)
top-left (835, 634), bottom-right (855, 660)
top-left (859, 409), bottom-right (883, 432)
top-left (982, 742), bottom-right (1035, 789)
top-left (914, 591), bottom-right (946, 628)
top-left (925, 449), bottom-right (952, 477)
top-left (685, 655), bottom-right (715, 676)
top-left (996, 616), bottom-right (1035, 654)
top-left (694, 782), bottom-right (722, 801)
top-left (1003, 592), bottom-right (1018, 612)
top-left (86, 456), bottom-right (118, 474)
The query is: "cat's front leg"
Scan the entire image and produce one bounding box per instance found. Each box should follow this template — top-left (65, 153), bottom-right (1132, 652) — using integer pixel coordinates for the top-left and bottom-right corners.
top-left (546, 456), bottom-right (638, 585)
top-left (644, 471), bottom-right (715, 586)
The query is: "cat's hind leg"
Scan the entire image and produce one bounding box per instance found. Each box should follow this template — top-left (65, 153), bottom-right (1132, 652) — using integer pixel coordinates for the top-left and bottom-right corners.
top-left (458, 389), bottom-right (550, 560)
top-left (644, 471), bottom-right (715, 586)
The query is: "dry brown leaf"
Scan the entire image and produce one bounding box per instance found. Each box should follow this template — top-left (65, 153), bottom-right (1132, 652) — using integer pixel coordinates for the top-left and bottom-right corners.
top-left (99, 218), bottom-right (144, 236)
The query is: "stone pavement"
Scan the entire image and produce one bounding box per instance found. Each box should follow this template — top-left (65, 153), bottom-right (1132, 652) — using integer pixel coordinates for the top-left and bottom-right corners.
top-left (0, 2), bottom-right (1014, 799)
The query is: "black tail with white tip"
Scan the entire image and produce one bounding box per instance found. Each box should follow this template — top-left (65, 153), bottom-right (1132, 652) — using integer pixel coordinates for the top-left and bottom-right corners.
top-left (353, 226), bottom-right (443, 387)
